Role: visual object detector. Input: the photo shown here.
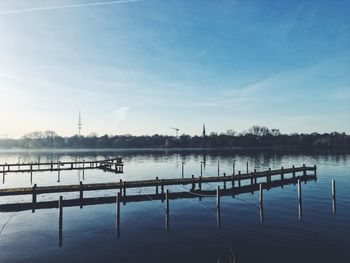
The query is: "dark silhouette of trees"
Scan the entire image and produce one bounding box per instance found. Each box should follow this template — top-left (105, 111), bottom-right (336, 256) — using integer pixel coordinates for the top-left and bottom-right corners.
top-left (0, 126), bottom-right (349, 149)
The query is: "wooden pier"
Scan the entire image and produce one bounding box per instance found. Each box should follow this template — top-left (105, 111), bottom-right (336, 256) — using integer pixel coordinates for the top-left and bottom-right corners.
top-left (0, 174), bottom-right (315, 212)
top-left (0, 164), bottom-right (317, 246)
top-left (0, 164), bottom-right (316, 198)
top-left (0, 157), bottom-right (124, 175)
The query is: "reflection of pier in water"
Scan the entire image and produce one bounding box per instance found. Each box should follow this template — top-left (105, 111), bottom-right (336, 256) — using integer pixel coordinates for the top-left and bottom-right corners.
top-left (0, 173), bottom-right (316, 247)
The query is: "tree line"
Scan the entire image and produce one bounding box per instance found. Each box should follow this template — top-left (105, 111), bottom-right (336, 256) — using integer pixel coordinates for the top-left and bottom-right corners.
top-left (0, 126), bottom-right (349, 149)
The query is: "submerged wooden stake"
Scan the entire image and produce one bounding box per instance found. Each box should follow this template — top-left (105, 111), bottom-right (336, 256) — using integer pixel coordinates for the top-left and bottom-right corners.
top-left (259, 202), bottom-right (264, 223)
top-left (216, 185), bottom-right (221, 227)
top-left (297, 179), bottom-right (302, 220)
top-left (332, 179), bottom-right (336, 198)
top-left (332, 180), bottom-right (336, 214)
top-left (216, 185), bottom-right (220, 208)
top-left (116, 192), bottom-right (121, 238)
top-left (165, 189), bottom-right (169, 231)
top-left (58, 195), bottom-right (63, 247)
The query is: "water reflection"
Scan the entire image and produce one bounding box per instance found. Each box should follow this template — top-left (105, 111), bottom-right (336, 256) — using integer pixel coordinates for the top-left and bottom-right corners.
top-left (11, 176), bottom-right (314, 247)
top-left (0, 149), bottom-right (349, 262)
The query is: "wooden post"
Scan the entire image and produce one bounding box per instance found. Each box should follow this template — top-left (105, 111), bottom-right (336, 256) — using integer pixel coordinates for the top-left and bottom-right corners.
top-left (223, 173), bottom-right (226, 189)
top-left (232, 173), bottom-right (235, 188)
top-left (250, 172), bottom-right (254, 185)
top-left (156, 176), bottom-right (159, 194)
top-left (246, 159), bottom-right (249, 174)
top-left (123, 181), bottom-right (126, 196)
top-left (332, 180), bottom-right (336, 214)
top-left (297, 179), bottom-right (302, 201)
top-left (314, 164), bottom-right (317, 176)
top-left (200, 162), bottom-right (203, 177)
top-left (191, 175), bottom-right (195, 191)
top-left (216, 185), bottom-right (220, 209)
top-left (268, 168), bottom-right (271, 183)
top-left (254, 169), bottom-right (257, 184)
top-left (82, 160), bottom-right (85, 180)
top-left (58, 195), bottom-right (63, 247)
top-left (259, 202), bottom-right (264, 223)
top-left (233, 159), bottom-right (235, 175)
top-left (181, 162), bottom-right (184, 178)
top-left (2, 165), bottom-right (4, 184)
top-left (38, 156), bottom-right (40, 169)
top-left (238, 171), bottom-right (241, 187)
top-left (30, 162), bottom-right (33, 184)
top-left (292, 165), bottom-right (295, 178)
top-left (57, 161), bottom-right (61, 182)
top-left (298, 179), bottom-right (302, 220)
top-left (259, 184), bottom-right (263, 205)
top-left (51, 161), bottom-right (53, 172)
top-left (119, 179), bottom-right (123, 194)
top-left (116, 192), bottom-right (121, 238)
top-left (199, 176), bottom-right (202, 190)
top-left (303, 164), bottom-right (306, 176)
top-left (80, 181), bottom-right (83, 208)
top-left (165, 189), bottom-right (169, 231)
top-left (32, 184), bottom-right (37, 213)
top-left (281, 166), bottom-right (284, 180)
top-left (216, 185), bottom-right (221, 227)
top-left (217, 160), bottom-right (220, 177)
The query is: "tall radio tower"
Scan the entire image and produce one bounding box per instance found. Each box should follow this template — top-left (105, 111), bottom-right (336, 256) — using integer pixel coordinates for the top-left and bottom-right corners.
top-left (78, 112), bottom-right (82, 137)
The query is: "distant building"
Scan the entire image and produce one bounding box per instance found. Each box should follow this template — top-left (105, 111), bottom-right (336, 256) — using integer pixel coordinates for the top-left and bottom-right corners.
top-left (78, 112), bottom-right (82, 137)
top-left (202, 124), bottom-right (206, 137)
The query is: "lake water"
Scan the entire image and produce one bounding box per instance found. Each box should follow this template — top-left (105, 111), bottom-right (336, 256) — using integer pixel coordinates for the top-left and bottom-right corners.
top-left (0, 149), bottom-right (349, 263)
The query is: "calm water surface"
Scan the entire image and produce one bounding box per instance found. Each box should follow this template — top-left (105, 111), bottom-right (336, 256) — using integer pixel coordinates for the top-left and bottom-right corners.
top-left (0, 149), bottom-right (349, 263)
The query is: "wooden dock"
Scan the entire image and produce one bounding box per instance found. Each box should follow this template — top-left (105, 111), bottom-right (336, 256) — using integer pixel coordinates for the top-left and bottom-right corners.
top-left (0, 174), bottom-right (315, 212)
top-left (0, 164), bottom-right (316, 197)
top-left (0, 157), bottom-right (124, 175)
top-left (0, 164), bottom-right (317, 246)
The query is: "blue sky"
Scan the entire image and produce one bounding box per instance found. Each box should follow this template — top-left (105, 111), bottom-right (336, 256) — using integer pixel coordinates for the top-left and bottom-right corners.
top-left (0, 0), bottom-right (349, 138)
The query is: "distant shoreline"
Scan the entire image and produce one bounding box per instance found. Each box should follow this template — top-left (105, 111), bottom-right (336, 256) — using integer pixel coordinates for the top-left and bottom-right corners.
top-left (0, 146), bottom-right (349, 153)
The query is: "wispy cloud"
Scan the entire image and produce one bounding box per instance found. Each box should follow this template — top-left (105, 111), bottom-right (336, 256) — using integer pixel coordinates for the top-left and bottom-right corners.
top-left (113, 106), bottom-right (130, 129)
top-left (0, 0), bottom-right (141, 15)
